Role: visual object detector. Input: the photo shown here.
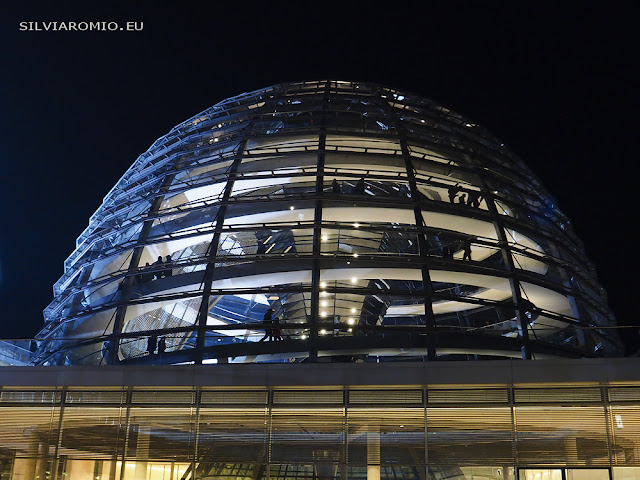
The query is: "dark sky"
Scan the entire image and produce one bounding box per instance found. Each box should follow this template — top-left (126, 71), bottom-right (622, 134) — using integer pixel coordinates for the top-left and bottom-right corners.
top-left (1, 3), bottom-right (638, 352)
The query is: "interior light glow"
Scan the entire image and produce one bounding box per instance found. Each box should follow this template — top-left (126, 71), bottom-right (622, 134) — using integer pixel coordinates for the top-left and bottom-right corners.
top-left (348, 328), bottom-right (352, 332)
top-left (615, 414), bottom-right (624, 428)
top-left (320, 329), bottom-right (327, 335)
top-left (40, 82), bottom-right (613, 367)
top-left (301, 334), bottom-right (307, 339)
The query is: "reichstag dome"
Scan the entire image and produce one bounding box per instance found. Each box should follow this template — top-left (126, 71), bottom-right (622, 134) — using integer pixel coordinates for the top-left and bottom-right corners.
top-left (32, 80), bottom-right (622, 365)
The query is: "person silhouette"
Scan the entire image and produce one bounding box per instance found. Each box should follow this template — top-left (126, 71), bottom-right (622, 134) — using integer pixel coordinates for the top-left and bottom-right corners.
top-left (448, 185), bottom-right (460, 203)
top-left (153, 256), bottom-right (164, 280)
top-left (163, 255), bottom-right (173, 278)
top-left (141, 263), bottom-right (154, 283)
top-left (272, 316), bottom-right (283, 341)
top-left (259, 309), bottom-right (274, 342)
top-left (158, 336), bottom-right (166, 354)
top-left (462, 238), bottom-right (473, 261)
top-left (467, 191), bottom-right (482, 208)
top-left (332, 179), bottom-right (341, 193)
top-left (147, 334), bottom-right (157, 354)
top-left (257, 239), bottom-right (267, 254)
top-left (101, 340), bottom-right (111, 364)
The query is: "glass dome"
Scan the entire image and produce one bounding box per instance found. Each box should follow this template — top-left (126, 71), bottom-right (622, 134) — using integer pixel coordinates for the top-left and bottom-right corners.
top-left (33, 80), bottom-right (621, 365)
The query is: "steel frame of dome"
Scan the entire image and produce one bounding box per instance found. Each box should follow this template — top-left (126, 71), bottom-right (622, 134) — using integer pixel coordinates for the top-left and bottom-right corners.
top-left (33, 80), bottom-right (621, 366)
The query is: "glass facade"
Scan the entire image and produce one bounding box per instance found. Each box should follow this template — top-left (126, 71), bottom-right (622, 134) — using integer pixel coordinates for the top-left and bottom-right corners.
top-left (0, 377), bottom-right (639, 480)
top-left (33, 80), bottom-right (621, 365)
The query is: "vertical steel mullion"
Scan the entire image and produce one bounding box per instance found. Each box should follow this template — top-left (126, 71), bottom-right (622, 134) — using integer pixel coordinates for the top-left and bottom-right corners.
top-left (424, 386), bottom-right (429, 478)
top-left (118, 387), bottom-right (133, 480)
top-left (310, 131), bottom-right (326, 362)
top-left (309, 82), bottom-right (330, 361)
top-left (397, 127), bottom-right (437, 360)
top-left (189, 387), bottom-right (200, 479)
top-left (547, 241), bottom-right (587, 348)
top-left (342, 388), bottom-right (348, 479)
top-left (108, 388), bottom-right (127, 480)
top-left (194, 138), bottom-right (249, 364)
top-left (446, 145), bottom-right (533, 359)
top-left (109, 172), bottom-right (177, 364)
top-left (192, 387), bottom-right (201, 480)
top-left (51, 387), bottom-right (67, 480)
top-left (510, 385), bottom-right (518, 468)
top-left (266, 389), bottom-right (273, 480)
top-left (484, 191), bottom-right (532, 359)
top-left (602, 385), bottom-right (613, 468)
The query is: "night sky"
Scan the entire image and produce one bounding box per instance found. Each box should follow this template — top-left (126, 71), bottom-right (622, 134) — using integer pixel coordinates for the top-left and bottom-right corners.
top-left (1, 3), bottom-right (638, 353)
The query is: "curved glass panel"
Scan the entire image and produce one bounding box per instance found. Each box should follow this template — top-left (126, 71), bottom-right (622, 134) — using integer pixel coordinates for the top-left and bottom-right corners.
top-left (37, 81), bottom-right (622, 365)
